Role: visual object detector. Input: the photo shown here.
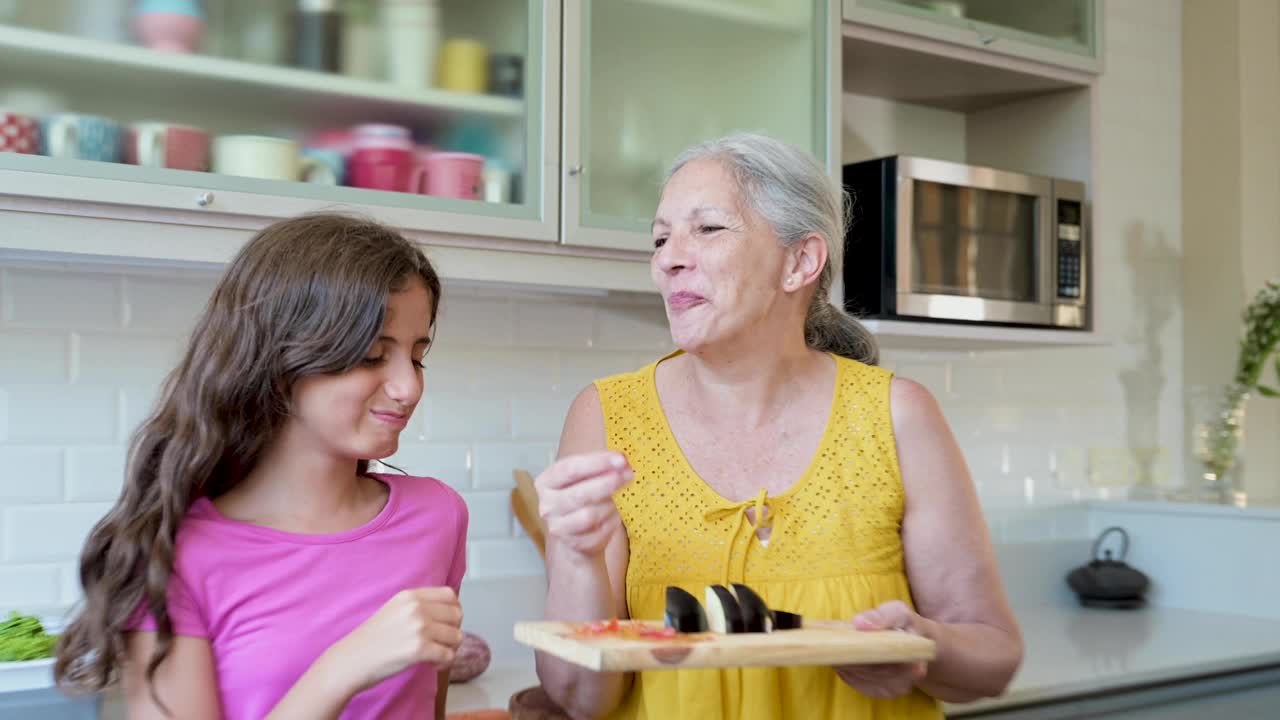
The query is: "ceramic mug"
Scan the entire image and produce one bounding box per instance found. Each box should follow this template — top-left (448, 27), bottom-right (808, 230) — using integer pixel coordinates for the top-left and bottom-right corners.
top-left (349, 139), bottom-right (426, 193)
top-left (383, 0), bottom-right (441, 88)
top-left (302, 147), bottom-right (346, 185)
top-left (424, 151), bottom-right (484, 199)
top-left (41, 113), bottom-right (123, 162)
top-left (133, 0), bottom-right (205, 53)
top-left (213, 135), bottom-right (319, 181)
top-left (437, 38), bottom-right (488, 94)
top-left (0, 110), bottom-right (40, 154)
top-left (128, 122), bottom-right (209, 171)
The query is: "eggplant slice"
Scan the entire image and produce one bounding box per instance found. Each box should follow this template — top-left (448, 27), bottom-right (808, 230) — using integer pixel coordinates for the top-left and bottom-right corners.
top-left (705, 584), bottom-right (746, 633)
top-left (769, 609), bottom-right (804, 631)
top-left (664, 586), bottom-right (709, 633)
top-left (728, 583), bottom-right (769, 633)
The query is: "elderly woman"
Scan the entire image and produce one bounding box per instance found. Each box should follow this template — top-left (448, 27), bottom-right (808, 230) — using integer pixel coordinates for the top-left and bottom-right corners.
top-left (533, 133), bottom-right (1022, 720)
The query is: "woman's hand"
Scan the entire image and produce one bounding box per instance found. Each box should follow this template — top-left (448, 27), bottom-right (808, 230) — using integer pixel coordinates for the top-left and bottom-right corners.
top-left (834, 600), bottom-right (934, 699)
top-left (536, 451), bottom-right (633, 557)
top-left (328, 587), bottom-right (464, 692)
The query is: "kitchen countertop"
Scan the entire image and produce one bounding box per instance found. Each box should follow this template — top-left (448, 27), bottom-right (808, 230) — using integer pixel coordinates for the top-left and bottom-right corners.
top-left (443, 606), bottom-right (1280, 715)
top-left (7, 606), bottom-right (1279, 714)
top-left (948, 605), bottom-right (1280, 715)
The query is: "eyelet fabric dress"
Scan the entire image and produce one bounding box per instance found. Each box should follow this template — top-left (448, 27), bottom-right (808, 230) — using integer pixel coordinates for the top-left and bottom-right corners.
top-left (594, 351), bottom-right (943, 720)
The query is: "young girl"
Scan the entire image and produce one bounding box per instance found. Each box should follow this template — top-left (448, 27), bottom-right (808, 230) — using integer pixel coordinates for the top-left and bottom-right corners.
top-left (54, 214), bottom-right (468, 719)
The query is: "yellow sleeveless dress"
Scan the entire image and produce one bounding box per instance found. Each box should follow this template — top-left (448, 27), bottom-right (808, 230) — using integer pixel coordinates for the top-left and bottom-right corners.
top-left (594, 351), bottom-right (943, 720)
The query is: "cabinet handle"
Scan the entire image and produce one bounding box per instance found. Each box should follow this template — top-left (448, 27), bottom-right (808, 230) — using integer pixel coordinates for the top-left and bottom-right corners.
top-left (195, 192), bottom-right (214, 207)
top-left (568, 165), bottom-right (584, 177)
top-left (978, 33), bottom-right (996, 46)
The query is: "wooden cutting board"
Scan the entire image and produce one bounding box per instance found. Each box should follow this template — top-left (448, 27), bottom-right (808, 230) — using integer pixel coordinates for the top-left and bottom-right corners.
top-left (514, 620), bottom-right (935, 672)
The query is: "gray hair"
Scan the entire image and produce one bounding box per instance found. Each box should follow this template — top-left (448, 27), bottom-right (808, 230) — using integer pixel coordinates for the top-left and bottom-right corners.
top-left (664, 132), bottom-right (878, 365)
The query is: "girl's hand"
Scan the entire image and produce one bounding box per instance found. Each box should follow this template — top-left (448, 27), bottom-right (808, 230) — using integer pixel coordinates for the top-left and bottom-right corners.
top-left (329, 587), bottom-right (464, 692)
top-left (835, 601), bottom-right (933, 699)
top-left (536, 452), bottom-right (633, 557)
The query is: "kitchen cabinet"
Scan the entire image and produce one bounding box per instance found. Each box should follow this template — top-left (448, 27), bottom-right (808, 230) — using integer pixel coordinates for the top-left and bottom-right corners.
top-left (843, 0), bottom-right (1102, 74)
top-left (0, 0), bottom-right (558, 243)
top-left (1, 0), bottom-right (845, 258)
top-left (560, 0), bottom-right (839, 251)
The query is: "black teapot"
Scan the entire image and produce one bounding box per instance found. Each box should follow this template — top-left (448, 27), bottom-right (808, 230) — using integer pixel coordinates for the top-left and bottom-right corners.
top-left (1066, 526), bottom-right (1150, 609)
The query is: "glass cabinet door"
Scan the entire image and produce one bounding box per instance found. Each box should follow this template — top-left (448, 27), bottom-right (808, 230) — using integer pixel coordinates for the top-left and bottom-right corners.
top-left (846, 0), bottom-right (1100, 73)
top-left (562, 0), bottom-right (832, 251)
top-left (0, 0), bottom-right (555, 240)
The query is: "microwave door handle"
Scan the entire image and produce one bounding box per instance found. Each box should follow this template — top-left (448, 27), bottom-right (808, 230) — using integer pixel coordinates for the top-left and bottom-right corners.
top-left (1041, 195), bottom-right (1055, 308)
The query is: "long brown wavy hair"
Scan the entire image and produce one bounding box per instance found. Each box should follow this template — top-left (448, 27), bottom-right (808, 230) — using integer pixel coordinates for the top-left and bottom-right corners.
top-left (54, 213), bottom-right (442, 701)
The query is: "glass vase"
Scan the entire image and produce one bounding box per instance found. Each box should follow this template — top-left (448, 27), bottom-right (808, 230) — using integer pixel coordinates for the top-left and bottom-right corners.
top-left (1188, 384), bottom-right (1249, 505)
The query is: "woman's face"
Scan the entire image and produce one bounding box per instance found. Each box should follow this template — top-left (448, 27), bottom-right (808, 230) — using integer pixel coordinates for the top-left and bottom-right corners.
top-left (651, 158), bottom-right (791, 352)
top-left (286, 277), bottom-right (434, 463)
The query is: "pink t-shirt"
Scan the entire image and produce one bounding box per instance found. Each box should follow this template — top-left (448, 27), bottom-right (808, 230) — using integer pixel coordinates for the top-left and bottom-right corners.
top-left (132, 473), bottom-right (468, 719)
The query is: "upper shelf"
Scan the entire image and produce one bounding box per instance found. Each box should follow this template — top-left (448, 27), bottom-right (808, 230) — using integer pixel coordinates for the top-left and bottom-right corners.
top-left (634, 0), bottom-right (809, 32)
top-left (863, 319), bottom-right (1109, 351)
top-left (841, 22), bottom-right (1092, 112)
top-left (0, 25), bottom-right (524, 128)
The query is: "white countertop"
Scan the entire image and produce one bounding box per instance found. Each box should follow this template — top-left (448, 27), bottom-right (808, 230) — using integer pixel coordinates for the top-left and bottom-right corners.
top-left (1089, 499), bottom-right (1280, 521)
top-left (948, 605), bottom-right (1280, 714)
top-left (442, 606), bottom-right (1280, 715)
top-left (7, 605), bottom-right (1280, 714)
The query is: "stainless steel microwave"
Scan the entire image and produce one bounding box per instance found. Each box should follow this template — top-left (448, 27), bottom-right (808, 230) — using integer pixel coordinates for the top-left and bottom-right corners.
top-left (841, 155), bottom-right (1088, 330)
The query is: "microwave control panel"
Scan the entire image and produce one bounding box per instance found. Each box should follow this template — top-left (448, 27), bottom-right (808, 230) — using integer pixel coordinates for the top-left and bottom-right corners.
top-left (1056, 200), bottom-right (1084, 300)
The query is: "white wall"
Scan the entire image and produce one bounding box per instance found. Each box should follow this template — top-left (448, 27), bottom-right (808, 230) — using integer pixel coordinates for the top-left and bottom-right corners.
top-left (1182, 0), bottom-right (1280, 504)
top-left (842, 0), bottom-right (1185, 511)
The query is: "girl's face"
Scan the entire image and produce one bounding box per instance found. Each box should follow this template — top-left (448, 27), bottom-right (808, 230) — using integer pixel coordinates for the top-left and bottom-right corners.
top-left (286, 277), bottom-right (434, 463)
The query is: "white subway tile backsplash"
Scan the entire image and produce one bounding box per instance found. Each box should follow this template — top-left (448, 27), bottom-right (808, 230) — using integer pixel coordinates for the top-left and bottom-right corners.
top-left (3, 385), bottom-right (117, 443)
top-left (467, 538), bottom-right (545, 578)
top-left (0, 447), bottom-right (63, 503)
top-left (424, 391), bottom-right (510, 441)
top-left (5, 269), bottom-right (121, 329)
top-left (949, 365), bottom-right (1005, 401)
top-left (510, 392), bottom-right (574, 441)
top-left (460, 349), bottom-right (560, 393)
top-left (120, 385), bottom-right (161, 440)
top-left (76, 334), bottom-right (182, 386)
top-left (60, 561), bottom-right (83, 607)
top-left (65, 446), bottom-right (128, 503)
top-left (514, 301), bottom-right (596, 349)
top-left (0, 564), bottom-right (62, 611)
top-left (124, 275), bottom-right (216, 331)
top-left (385, 443), bottom-right (473, 489)
top-left (460, 491), bottom-right (515, 539)
top-left (0, 331), bottom-right (71, 383)
top-left (592, 303), bottom-right (672, 351)
top-left (3, 503), bottom-right (112, 563)
top-left (473, 442), bottom-right (555, 490)
top-left (559, 352), bottom-right (645, 392)
top-left (894, 362), bottom-right (950, 398)
top-left (436, 297), bottom-right (515, 347)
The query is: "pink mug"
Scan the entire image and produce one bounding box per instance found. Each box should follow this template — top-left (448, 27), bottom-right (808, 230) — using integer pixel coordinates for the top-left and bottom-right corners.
top-left (0, 111), bottom-right (40, 154)
top-left (424, 152), bottom-right (484, 200)
top-left (349, 138), bottom-right (426, 193)
top-left (127, 122), bottom-right (209, 171)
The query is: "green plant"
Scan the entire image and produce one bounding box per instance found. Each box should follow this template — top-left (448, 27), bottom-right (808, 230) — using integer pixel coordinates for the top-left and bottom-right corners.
top-left (0, 612), bottom-right (58, 662)
top-left (1201, 279), bottom-right (1280, 484)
